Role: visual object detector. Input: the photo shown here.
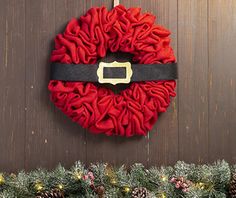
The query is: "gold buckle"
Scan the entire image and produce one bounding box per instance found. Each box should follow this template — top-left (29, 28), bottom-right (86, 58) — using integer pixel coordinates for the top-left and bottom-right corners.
top-left (97, 61), bottom-right (133, 85)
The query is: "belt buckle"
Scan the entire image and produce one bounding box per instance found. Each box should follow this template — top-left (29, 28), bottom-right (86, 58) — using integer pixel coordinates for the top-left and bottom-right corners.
top-left (97, 61), bottom-right (133, 85)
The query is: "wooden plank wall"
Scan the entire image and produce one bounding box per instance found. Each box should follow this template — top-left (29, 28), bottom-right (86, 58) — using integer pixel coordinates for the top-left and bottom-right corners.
top-left (0, 0), bottom-right (236, 172)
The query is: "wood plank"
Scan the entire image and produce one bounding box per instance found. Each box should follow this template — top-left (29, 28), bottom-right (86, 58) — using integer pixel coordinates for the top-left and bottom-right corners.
top-left (178, 0), bottom-right (209, 163)
top-left (143, 0), bottom-right (179, 167)
top-left (49, 0), bottom-right (88, 168)
top-left (25, 0), bottom-right (58, 170)
top-left (0, 0), bottom-right (26, 172)
top-left (25, 0), bottom-right (90, 170)
top-left (208, 0), bottom-right (236, 163)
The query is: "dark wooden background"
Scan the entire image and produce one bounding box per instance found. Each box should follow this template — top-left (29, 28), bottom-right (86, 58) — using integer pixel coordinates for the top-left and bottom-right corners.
top-left (0, 0), bottom-right (236, 172)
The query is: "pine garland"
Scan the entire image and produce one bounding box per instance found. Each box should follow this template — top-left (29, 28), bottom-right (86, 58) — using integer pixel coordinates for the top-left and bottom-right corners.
top-left (0, 160), bottom-right (234, 198)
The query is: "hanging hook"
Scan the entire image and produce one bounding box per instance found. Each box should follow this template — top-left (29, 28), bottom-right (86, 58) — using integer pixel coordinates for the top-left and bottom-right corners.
top-left (113, 0), bottom-right (119, 7)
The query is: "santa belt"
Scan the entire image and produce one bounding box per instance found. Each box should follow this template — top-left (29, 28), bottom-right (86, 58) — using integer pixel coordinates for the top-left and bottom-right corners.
top-left (50, 61), bottom-right (178, 85)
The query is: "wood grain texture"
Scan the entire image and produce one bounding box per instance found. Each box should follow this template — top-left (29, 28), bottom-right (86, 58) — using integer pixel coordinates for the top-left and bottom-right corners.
top-left (178, 0), bottom-right (209, 163)
top-left (208, 0), bottom-right (236, 163)
top-left (0, 0), bottom-right (26, 172)
top-left (52, 0), bottom-right (87, 169)
top-left (25, 0), bottom-right (57, 170)
top-left (0, 0), bottom-right (236, 172)
top-left (142, 0), bottom-right (179, 167)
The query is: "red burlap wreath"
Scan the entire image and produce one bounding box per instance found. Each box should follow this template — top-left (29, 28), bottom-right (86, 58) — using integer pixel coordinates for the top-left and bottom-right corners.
top-left (48, 5), bottom-right (176, 137)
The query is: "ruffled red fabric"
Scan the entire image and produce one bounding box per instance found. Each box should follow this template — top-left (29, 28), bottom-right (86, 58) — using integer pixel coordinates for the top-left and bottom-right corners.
top-left (48, 5), bottom-right (176, 137)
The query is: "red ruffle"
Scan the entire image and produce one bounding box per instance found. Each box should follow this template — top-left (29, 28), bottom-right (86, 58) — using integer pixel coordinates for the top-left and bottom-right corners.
top-left (48, 5), bottom-right (176, 137)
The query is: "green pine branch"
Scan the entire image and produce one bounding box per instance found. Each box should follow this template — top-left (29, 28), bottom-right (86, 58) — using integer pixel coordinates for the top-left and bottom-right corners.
top-left (0, 160), bottom-right (233, 198)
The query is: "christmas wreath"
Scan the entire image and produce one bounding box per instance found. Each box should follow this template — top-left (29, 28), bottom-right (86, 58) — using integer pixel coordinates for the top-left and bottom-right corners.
top-left (48, 5), bottom-right (177, 137)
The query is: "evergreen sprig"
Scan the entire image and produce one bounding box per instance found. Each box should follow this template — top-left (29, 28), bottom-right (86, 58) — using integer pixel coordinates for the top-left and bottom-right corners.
top-left (0, 160), bottom-right (233, 198)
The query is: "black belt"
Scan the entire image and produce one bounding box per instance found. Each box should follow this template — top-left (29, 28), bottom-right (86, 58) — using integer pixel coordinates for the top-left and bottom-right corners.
top-left (50, 61), bottom-right (177, 85)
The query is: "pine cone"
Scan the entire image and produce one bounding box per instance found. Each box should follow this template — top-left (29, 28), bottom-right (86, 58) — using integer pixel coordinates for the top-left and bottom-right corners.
top-left (230, 173), bottom-right (236, 198)
top-left (95, 185), bottom-right (105, 198)
top-left (36, 189), bottom-right (64, 198)
top-left (131, 187), bottom-right (148, 198)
